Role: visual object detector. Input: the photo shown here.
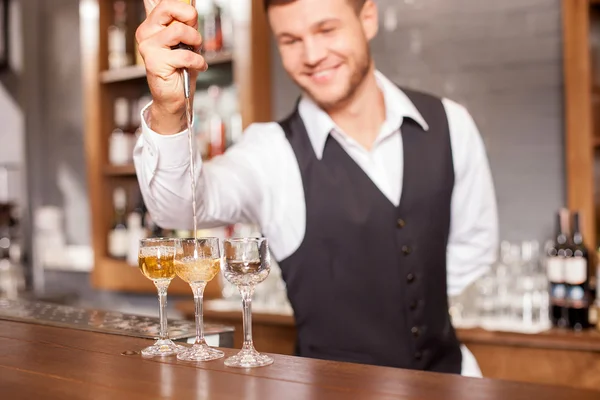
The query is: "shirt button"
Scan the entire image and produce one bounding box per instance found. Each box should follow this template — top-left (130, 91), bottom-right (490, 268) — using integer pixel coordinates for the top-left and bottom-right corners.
top-left (402, 245), bottom-right (412, 255)
top-left (406, 273), bottom-right (415, 283)
top-left (409, 300), bottom-right (418, 310)
top-left (411, 326), bottom-right (420, 337)
top-left (397, 219), bottom-right (406, 228)
top-left (414, 351), bottom-right (422, 361)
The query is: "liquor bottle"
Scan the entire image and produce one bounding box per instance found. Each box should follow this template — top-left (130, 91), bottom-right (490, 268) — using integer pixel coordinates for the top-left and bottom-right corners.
top-left (220, 4), bottom-right (234, 51)
top-left (207, 86), bottom-right (226, 158)
top-left (109, 97), bottom-right (133, 165)
top-left (108, 0), bottom-right (131, 70)
top-left (202, 0), bottom-right (223, 55)
top-left (547, 208), bottom-right (570, 327)
top-left (565, 212), bottom-right (590, 330)
top-left (108, 187), bottom-right (128, 260)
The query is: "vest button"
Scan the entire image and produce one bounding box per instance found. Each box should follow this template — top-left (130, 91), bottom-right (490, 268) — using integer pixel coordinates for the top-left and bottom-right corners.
top-left (406, 273), bottom-right (415, 283)
top-left (397, 218), bottom-right (406, 228)
top-left (409, 300), bottom-right (418, 310)
top-left (411, 326), bottom-right (420, 337)
top-left (402, 245), bottom-right (412, 255)
top-left (414, 351), bottom-right (422, 360)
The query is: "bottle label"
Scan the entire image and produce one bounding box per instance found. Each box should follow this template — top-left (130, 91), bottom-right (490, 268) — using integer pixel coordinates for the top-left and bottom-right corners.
top-left (564, 257), bottom-right (587, 285)
top-left (567, 285), bottom-right (588, 309)
top-left (108, 229), bottom-right (128, 258)
top-left (550, 283), bottom-right (566, 305)
top-left (546, 257), bottom-right (564, 282)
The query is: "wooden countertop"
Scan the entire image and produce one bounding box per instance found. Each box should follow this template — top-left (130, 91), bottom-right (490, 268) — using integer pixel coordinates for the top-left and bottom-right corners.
top-left (1, 320), bottom-right (598, 399)
top-left (192, 303), bottom-right (600, 353)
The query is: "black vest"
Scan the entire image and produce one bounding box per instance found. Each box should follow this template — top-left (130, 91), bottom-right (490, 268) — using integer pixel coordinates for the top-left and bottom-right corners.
top-left (277, 88), bottom-right (462, 374)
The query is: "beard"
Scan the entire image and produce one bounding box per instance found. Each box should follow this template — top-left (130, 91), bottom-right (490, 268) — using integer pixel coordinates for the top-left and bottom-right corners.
top-left (293, 45), bottom-right (372, 111)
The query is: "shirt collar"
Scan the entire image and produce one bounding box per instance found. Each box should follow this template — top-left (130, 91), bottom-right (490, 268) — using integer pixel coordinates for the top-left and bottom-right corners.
top-left (297, 70), bottom-right (430, 160)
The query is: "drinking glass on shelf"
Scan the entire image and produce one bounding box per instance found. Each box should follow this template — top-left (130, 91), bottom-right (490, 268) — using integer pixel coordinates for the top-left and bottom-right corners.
top-left (222, 237), bottom-right (274, 368)
top-left (174, 237), bottom-right (224, 362)
top-left (137, 238), bottom-right (185, 357)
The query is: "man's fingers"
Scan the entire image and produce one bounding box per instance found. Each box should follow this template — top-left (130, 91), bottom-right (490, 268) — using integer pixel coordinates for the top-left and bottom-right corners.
top-left (142, 22), bottom-right (203, 52)
top-left (165, 49), bottom-right (208, 72)
top-left (137, 0), bottom-right (198, 44)
top-left (149, 0), bottom-right (198, 29)
top-left (145, 48), bottom-right (208, 75)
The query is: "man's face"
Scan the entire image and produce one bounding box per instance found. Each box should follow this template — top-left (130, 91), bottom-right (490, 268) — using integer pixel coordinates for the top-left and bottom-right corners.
top-left (268, 0), bottom-right (378, 110)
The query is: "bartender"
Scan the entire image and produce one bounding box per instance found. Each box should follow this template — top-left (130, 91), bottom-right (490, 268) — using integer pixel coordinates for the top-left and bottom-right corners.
top-left (134, 0), bottom-right (498, 376)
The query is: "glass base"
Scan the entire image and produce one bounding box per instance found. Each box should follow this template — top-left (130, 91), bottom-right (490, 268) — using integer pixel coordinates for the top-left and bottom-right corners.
top-left (141, 339), bottom-right (185, 357)
top-left (177, 343), bottom-right (224, 362)
top-left (224, 347), bottom-right (274, 368)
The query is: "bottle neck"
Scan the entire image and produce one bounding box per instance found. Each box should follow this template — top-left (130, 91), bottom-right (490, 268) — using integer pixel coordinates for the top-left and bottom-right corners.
top-left (572, 213), bottom-right (584, 246)
top-left (557, 209), bottom-right (570, 245)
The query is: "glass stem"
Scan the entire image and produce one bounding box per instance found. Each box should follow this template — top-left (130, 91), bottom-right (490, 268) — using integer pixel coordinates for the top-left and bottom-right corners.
top-left (155, 280), bottom-right (170, 341)
top-left (240, 285), bottom-right (255, 351)
top-left (192, 282), bottom-right (207, 345)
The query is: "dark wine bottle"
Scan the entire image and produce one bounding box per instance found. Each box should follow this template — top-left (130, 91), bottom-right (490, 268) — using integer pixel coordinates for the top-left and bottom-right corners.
top-left (565, 212), bottom-right (590, 330)
top-left (547, 208), bottom-right (569, 327)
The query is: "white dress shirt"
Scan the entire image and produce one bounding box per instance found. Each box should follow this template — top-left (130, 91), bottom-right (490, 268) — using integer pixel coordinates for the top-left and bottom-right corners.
top-left (133, 70), bottom-right (499, 377)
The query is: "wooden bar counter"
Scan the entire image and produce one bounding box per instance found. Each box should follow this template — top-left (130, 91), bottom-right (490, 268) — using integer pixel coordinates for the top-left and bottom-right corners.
top-left (1, 319), bottom-right (599, 399)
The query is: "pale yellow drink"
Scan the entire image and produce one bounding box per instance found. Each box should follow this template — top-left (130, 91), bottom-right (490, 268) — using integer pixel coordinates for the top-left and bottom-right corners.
top-left (175, 257), bottom-right (220, 283)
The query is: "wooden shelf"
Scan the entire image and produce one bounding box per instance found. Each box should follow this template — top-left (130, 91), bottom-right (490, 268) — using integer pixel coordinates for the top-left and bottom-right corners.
top-left (92, 257), bottom-right (223, 297)
top-left (103, 164), bottom-right (136, 176)
top-left (100, 51), bottom-right (234, 83)
top-left (82, 0), bottom-right (271, 294)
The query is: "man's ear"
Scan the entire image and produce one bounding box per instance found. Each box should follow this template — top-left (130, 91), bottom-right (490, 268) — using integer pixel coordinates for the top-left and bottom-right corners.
top-left (360, 0), bottom-right (379, 41)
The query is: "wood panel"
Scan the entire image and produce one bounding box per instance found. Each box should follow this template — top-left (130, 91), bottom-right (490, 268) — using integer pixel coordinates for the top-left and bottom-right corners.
top-left (467, 344), bottom-right (600, 391)
top-left (1, 320), bottom-right (598, 400)
top-left (233, 0), bottom-right (272, 128)
top-left (81, 0), bottom-right (108, 291)
top-left (458, 326), bottom-right (600, 352)
top-left (562, 0), bottom-right (596, 246)
top-left (200, 308), bottom-right (297, 356)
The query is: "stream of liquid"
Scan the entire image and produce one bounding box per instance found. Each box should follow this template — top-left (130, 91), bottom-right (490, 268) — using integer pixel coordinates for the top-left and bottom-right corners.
top-left (185, 94), bottom-right (198, 245)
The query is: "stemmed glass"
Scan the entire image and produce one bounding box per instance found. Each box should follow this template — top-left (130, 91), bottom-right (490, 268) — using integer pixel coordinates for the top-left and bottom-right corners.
top-left (174, 237), bottom-right (224, 361)
top-left (137, 238), bottom-right (185, 357)
top-left (221, 237), bottom-right (274, 368)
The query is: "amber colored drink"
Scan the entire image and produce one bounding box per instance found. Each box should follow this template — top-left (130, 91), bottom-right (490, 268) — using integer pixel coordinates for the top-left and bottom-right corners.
top-left (138, 251), bottom-right (177, 280)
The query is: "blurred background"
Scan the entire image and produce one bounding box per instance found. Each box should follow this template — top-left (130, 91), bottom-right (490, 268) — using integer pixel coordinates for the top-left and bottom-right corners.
top-left (0, 0), bottom-right (599, 390)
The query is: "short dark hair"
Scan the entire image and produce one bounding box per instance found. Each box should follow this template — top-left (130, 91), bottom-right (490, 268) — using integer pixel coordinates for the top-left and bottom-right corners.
top-left (263, 0), bottom-right (366, 13)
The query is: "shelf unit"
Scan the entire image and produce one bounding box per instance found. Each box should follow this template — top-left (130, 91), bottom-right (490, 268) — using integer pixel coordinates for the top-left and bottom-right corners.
top-left (99, 51), bottom-right (234, 83)
top-left (80, 0), bottom-right (271, 295)
top-left (562, 0), bottom-right (600, 249)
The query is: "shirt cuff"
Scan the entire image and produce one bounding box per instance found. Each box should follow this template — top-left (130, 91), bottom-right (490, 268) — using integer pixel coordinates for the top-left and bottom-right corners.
top-left (140, 100), bottom-right (193, 170)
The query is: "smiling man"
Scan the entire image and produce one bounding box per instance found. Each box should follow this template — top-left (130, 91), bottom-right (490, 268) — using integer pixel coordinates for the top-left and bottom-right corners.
top-left (134, 0), bottom-right (499, 375)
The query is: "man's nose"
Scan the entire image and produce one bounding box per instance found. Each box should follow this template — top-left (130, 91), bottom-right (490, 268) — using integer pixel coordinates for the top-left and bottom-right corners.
top-left (303, 37), bottom-right (327, 66)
